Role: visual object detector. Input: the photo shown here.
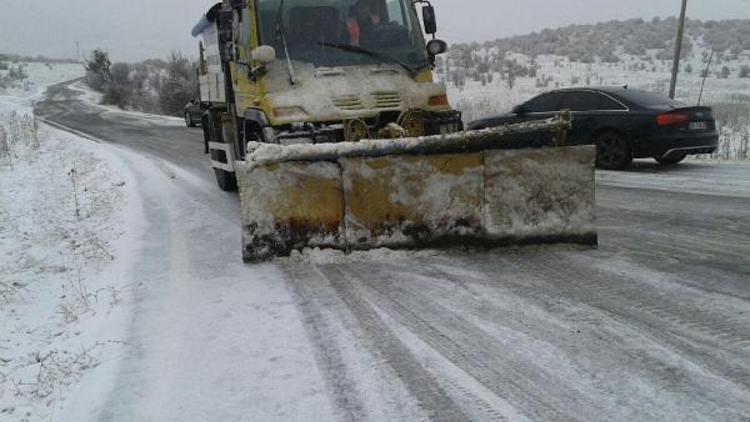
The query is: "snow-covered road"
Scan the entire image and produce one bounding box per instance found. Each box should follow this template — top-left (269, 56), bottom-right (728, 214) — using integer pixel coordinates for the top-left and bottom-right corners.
top-left (34, 80), bottom-right (750, 421)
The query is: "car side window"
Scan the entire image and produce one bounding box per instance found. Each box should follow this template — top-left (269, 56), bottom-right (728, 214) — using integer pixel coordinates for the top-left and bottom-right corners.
top-left (598, 94), bottom-right (627, 111)
top-left (524, 92), bottom-right (563, 112)
top-left (559, 91), bottom-right (602, 111)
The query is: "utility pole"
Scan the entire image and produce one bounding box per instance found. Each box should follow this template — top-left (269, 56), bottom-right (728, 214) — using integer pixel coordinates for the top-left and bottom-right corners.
top-left (75, 41), bottom-right (80, 63)
top-left (669, 0), bottom-right (688, 99)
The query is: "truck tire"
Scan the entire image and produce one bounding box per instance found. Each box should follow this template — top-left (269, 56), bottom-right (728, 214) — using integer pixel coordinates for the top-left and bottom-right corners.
top-left (214, 168), bottom-right (237, 192)
top-left (201, 113), bottom-right (211, 154)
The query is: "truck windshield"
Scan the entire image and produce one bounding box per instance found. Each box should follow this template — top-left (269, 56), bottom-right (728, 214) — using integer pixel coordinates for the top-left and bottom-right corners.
top-left (256, 0), bottom-right (429, 70)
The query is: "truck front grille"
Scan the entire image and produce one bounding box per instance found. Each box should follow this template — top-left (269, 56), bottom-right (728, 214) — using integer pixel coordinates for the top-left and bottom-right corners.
top-left (332, 95), bottom-right (364, 111)
top-left (373, 91), bottom-right (401, 109)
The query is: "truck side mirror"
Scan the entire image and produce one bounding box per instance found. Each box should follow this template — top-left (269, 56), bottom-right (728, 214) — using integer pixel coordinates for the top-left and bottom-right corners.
top-left (252, 46), bottom-right (276, 64)
top-left (426, 39), bottom-right (447, 56)
top-left (422, 5), bottom-right (437, 35)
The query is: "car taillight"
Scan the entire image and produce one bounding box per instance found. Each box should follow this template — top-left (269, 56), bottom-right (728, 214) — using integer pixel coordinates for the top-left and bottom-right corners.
top-left (656, 113), bottom-right (690, 127)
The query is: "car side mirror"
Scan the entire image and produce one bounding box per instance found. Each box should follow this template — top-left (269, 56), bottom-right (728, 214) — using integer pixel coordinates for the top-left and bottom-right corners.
top-left (422, 5), bottom-right (437, 35)
top-left (252, 45), bottom-right (276, 64)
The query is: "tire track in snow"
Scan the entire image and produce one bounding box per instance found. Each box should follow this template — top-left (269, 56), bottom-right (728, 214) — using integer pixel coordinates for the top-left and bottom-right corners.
top-left (317, 265), bottom-right (475, 422)
top-left (409, 257), bottom-right (750, 420)
top-left (284, 263), bottom-right (472, 422)
top-left (335, 264), bottom-right (596, 422)
top-left (457, 251), bottom-right (750, 392)
top-left (286, 265), bottom-right (471, 422)
top-left (552, 252), bottom-right (750, 352)
top-left (282, 264), bottom-right (370, 422)
top-left (373, 299), bottom-right (518, 422)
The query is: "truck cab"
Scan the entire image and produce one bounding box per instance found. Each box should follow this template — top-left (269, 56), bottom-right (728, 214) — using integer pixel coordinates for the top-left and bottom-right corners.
top-left (193, 0), bottom-right (461, 190)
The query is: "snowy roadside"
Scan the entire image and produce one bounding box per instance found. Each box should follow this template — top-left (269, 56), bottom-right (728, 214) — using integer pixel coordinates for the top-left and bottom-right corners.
top-left (0, 82), bottom-right (140, 421)
top-left (68, 81), bottom-right (186, 128)
top-left (0, 63), bottom-right (83, 101)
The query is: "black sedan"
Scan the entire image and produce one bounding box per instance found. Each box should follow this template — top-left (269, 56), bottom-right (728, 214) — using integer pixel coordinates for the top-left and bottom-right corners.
top-left (467, 87), bottom-right (719, 169)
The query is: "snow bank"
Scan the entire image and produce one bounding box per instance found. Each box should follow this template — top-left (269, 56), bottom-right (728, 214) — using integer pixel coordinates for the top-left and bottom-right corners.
top-left (0, 73), bottom-right (137, 422)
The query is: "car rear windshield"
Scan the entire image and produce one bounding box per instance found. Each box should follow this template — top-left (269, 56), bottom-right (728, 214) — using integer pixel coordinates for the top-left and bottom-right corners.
top-left (616, 89), bottom-right (685, 108)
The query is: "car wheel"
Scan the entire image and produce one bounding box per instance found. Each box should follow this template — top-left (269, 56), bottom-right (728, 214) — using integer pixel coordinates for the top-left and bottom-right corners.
top-left (185, 112), bottom-right (197, 128)
top-left (655, 153), bottom-right (686, 165)
top-left (594, 131), bottom-right (633, 170)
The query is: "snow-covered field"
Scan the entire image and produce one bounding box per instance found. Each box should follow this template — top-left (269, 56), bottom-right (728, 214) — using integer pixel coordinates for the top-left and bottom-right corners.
top-left (0, 64), bottom-right (139, 422)
top-left (0, 63), bottom-right (83, 100)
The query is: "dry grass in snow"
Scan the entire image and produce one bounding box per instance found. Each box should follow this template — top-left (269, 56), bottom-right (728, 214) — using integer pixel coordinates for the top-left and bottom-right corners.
top-left (0, 97), bottom-right (132, 421)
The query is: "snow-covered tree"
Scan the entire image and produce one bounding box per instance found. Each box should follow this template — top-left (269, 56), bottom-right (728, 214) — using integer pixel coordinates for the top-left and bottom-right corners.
top-left (158, 53), bottom-right (199, 116)
top-left (85, 49), bottom-right (111, 91)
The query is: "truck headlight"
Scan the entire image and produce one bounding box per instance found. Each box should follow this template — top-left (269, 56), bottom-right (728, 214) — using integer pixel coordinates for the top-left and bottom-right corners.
top-left (428, 94), bottom-right (449, 108)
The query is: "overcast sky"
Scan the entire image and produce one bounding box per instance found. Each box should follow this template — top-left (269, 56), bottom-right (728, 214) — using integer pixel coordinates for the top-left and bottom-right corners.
top-left (1, 0), bottom-right (748, 62)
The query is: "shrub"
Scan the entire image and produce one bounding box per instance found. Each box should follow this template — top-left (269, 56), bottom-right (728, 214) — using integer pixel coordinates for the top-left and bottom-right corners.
top-left (102, 63), bottom-right (132, 108)
top-left (157, 52), bottom-right (198, 116)
top-left (129, 64), bottom-right (161, 114)
top-left (85, 49), bottom-right (111, 91)
top-left (8, 65), bottom-right (28, 81)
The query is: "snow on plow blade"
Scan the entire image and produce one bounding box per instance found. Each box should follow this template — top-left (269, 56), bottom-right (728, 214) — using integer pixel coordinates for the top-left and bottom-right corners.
top-left (237, 114), bottom-right (597, 262)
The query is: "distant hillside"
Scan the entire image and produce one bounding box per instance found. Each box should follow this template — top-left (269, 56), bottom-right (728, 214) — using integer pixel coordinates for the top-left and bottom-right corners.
top-left (439, 18), bottom-right (750, 94)
top-left (449, 18), bottom-right (750, 65)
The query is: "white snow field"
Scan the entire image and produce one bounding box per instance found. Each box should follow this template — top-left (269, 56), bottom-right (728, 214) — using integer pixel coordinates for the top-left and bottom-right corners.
top-left (0, 62), bottom-right (83, 100)
top-left (0, 64), bottom-right (137, 421)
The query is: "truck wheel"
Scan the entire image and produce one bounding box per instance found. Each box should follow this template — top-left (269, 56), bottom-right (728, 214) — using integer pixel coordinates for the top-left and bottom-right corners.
top-left (594, 131), bottom-right (632, 170)
top-left (655, 153), bottom-right (686, 165)
top-left (201, 113), bottom-right (211, 154)
top-left (214, 169), bottom-right (237, 192)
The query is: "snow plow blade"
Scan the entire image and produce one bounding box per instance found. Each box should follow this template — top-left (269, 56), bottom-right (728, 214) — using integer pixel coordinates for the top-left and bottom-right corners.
top-left (237, 114), bottom-right (597, 262)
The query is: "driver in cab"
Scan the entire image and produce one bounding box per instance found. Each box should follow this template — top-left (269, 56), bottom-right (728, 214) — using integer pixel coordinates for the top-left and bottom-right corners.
top-left (346, 0), bottom-right (388, 47)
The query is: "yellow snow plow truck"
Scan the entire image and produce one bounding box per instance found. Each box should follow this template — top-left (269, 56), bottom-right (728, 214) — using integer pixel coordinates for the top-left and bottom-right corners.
top-left (192, 0), bottom-right (597, 262)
